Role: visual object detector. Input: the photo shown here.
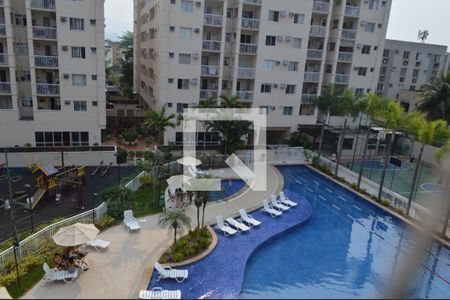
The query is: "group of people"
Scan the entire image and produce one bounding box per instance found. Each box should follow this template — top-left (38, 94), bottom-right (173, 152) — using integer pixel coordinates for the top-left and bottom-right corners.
top-left (53, 246), bottom-right (89, 271)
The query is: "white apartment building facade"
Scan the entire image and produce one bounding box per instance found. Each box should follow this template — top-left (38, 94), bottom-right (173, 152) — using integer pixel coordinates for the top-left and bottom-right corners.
top-left (0, 0), bottom-right (106, 147)
top-left (134, 0), bottom-right (391, 144)
top-left (377, 39), bottom-right (448, 112)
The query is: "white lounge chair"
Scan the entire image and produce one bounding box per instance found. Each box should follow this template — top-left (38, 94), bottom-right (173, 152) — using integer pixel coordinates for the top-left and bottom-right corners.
top-left (215, 216), bottom-right (238, 236)
top-left (226, 217), bottom-right (250, 232)
top-left (239, 209), bottom-right (261, 227)
top-left (86, 239), bottom-right (110, 250)
top-left (43, 263), bottom-right (78, 284)
top-left (139, 288), bottom-right (181, 299)
top-left (261, 199), bottom-right (282, 217)
top-left (154, 263), bottom-right (188, 283)
top-left (123, 210), bottom-right (141, 231)
top-left (279, 191), bottom-right (298, 207)
top-left (271, 195), bottom-right (290, 211)
top-left (192, 165), bottom-right (209, 176)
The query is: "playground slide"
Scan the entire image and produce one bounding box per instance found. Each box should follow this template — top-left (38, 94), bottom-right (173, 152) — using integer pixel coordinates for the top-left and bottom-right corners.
top-left (91, 161), bottom-right (104, 176)
top-left (101, 162), bottom-right (113, 177)
top-left (31, 188), bottom-right (46, 209)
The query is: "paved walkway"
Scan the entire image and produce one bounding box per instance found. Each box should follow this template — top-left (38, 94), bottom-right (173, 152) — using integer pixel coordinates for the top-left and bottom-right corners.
top-left (23, 165), bottom-right (283, 299)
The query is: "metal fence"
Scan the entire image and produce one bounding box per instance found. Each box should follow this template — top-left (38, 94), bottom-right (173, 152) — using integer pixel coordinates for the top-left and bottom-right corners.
top-left (0, 202), bottom-right (107, 271)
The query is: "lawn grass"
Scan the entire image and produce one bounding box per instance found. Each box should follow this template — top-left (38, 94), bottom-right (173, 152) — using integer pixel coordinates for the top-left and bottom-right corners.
top-left (132, 181), bottom-right (168, 218)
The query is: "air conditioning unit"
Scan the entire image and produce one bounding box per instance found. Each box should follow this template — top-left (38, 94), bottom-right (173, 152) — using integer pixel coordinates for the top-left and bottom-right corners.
top-left (353, 66), bottom-right (359, 71)
top-left (64, 100), bottom-right (71, 105)
top-left (270, 106), bottom-right (276, 111)
top-left (403, 60), bottom-right (408, 66)
top-left (194, 28), bottom-right (200, 33)
top-left (360, 20), bottom-right (367, 27)
top-left (382, 58), bottom-right (388, 64)
top-left (195, 1), bottom-right (201, 7)
top-left (277, 35), bottom-right (284, 41)
top-left (192, 53), bottom-right (199, 60)
top-left (285, 36), bottom-right (291, 42)
top-left (288, 12), bottom-right (294, 18)
top-left (272, 83), bottom-right (279, 88)
top-left (63, 73), bottom-right (70, 79)
top-left (415, 61), bottom-right (421, 66)
top-left (275, 60), bottom-right (281, 65)
top-left (60, 16), bottom-right (67, 23)
top-left (356, 43), bottom-right (363, 49)
top-left (279, 83), bottom-right (286, 89)
top-left (282, 60), bottom-right (289, 66)
top-left (62, 45), bottom-right (69, 51)
top-left (191, 78), bottom-right (198, 85)
top-left (280, 11), bottom-right (288, 17)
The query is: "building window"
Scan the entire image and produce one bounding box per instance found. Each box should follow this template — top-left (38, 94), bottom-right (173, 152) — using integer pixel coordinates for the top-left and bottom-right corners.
top-left (179, 27), bottom-right (192, 39)
top-left (355, 88), bottom-right (364, 96)
top-left (179, 53), bottom-right (191, 64)
top-left (365, 22), bottom-right (375, 32)
top-left (71, 47), bottom-right (86, 59)
top-left (181, 0), bottom-right (193, 12)
top-left (415, 52), bottom-right (423, 61)
top-left (169, 53), bottom-right (175, 59)
top-left (176, 103), bottom-right (188, 113)
top-left (70, 18), bottom-right (85, 30)
top-left (291, 38), bottom-right (301, 48)
top-left (403, 51), bottom-right (410, 59)
top-left (259, 106), bottom-right (269, 115)
top-left (16, 43), bottom-right (29, 56)
top-left (92, 75), bottom-right (97, 80)
top-left (177, 79), bottom-right (190, 89)
top-left (285, 84), bottom-right (296, 94)
top-left (358, 67), bottom-right (367, 76)
top-left (288, 62), bottom-right (299, 71)
top-left (383, 49), bottom-right (390, 57)
top-left (92, 101), bottom-right (98, 106)
top-left (434, 54), bottom-right (441, 63)
top-left (326, 64), bottom-right (332, 73)
top-left (361, 45), bottom-right (371, 54)
top-left (400, 68), bottom-right (407, 76)
top-left (90, 19), bottom-right (96, 26)
top-left (35, 131), bottom-right (89, 147)
top-left (260, 84), bottom-right (272, 93)
top-left (412, 69), bottom-right (419, 77)
top-left (72, 74), bottom-right (87, 86)
top-left (283, 106), bottom-right (293, 116)
top-left (224, 57), bottom-right (230, 66)
top-left (410, 85), bottom-right (416, 91)
top-left (168, 78), bottom-right (174, 84)
top-left (263, 59), bottom-right (274, 70)
top-left (293, 14), bottom-right (304, 24)
top-left (74, 100), bottom-right (87, 111)
top-left (368, 0), bottom-right (379, 10)
top-left (265, 35), bottom-right (276, 46)
top-left (343, 138), bottom-right (354, 150)
top-left (170, 26), bottom-right (175, 32)
top-left (91, 47), bottom-right (97, 53)
top-left (268, 10), bottom-right (279, 22)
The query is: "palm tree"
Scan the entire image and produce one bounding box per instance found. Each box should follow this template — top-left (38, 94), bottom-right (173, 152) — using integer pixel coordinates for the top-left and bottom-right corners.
top-left (193, 192), bottom-right (203, 230)
top-left (417, 71), bottom-right (450, 123)
top-left (198, 97), bottom-right (218, 164)
top-left (437, 139), bottom-right (450, 235)
top-left (316, 85), bottom-right (339, 166)
top-left (195, 190), bottom-right (210, 228)
top-left (350, 96), bottom-right (370, 170)
top-left (405, 117), bottom-right (449, 216)
top-left (157, 209), bottom-right (191, 246)
top-left (334, 88), bottom-right (360, 176)
top-left (142, 104), bottom-right (179, 146)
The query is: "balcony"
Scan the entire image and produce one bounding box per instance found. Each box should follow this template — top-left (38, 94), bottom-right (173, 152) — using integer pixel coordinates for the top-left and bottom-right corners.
top-left (338, 52), bottom-right (353, 62)
top-left (35, 56), bottom-right (58, 68)
top-left (236, 91), bottom-right (253, 101)
top-left (345, 5), bottom-right (360, 17)
top-left (201, 65), bottom-right (220, 77)
top-left (36, 83), bottom-right (60, 95)
top-left (302, 94), bottom-right (318, 104)
top-left (335, 74), bottom-right (350, 84)
top-left (239, 43), bottom-right (258, 55)
top-left (241, 18), bottom-right (260, 30)
top-left (341, 29), bottom-right (357, 40)
top-left (31, 0), bottom-right (56, 10)
top-left (0, 24), bottom-right (6, 36)
top-left (310, 25), bottom-right (327, 37)
top-left (204, 14), bottom-right (223, 27)
top-left (0, 53), bottom-right (8, 65)
top-left (0, 82), bottom-right (11, 94)
top-left (237, 67), bottom-right (256, 79)
top-left (307, 49), bottom-right (323, 60)
top-left (313, 1), bottom-right (329, 13)
top-left (33, 26), bottom-right (57, 39)
top-left (202, 40), bottom-right (221, 52)
top-left (200, 89), bottom-right (218, 100)
top-left (242, 0), bottom-right (262, 5)
top-left (0, 0), bottom-right (3, 6)
top-left (304, 72), bottom-right (321, 82)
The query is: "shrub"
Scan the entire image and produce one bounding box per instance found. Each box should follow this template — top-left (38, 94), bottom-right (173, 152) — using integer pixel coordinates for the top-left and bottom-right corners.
top-left (96, 215), bottom-right (116, 230)
top-left (350, 183), bottom-right (358, 190)
top-left (122, 129), bottom-right (139, 142)
top-left (139, 175), bottom-right (152, 187)
top-left (144, 137), bottom-right (155, 146)
top-left (100, 186), bottom-right (133, 218)
top-left (338, 176), bottom-right (346, 183)
top-left (117, 139), bottom-right (124, 146)
top-left (116, 147), bottom-right (128, 164)
top-left (360, 188), bottom-right (367, 194)
top-left (0, 253), bottom-right (44, 287)
top-left (128, 150), bottom-right (135, 158)
top-left (370, 195), bottom-right (378, 201)
top-left (135, 151), bottom-right (144, 158)
top-left (380, 199), bottom-right (390, 207)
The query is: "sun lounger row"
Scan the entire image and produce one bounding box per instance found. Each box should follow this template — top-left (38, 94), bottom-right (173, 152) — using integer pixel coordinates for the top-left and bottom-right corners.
top-left (215, 207), bottom-right (262, 236)
top-left (141, 264), bottom-right (187, 298)
top-left (261, 192), bottom-right (298, 217)
top-left (139, 287), bottom-right (181, 299)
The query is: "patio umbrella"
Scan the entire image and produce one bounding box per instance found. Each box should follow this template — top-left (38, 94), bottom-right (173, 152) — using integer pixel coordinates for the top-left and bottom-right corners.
top-left (176, 156), bottom-right (201, 166)
top-left (0, 287), bottom-right (11, 299)
top-left (52, 223), bottom-right (99, 247)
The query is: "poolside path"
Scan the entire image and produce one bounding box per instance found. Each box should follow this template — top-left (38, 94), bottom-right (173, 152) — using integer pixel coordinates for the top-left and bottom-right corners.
top-left (23, 165), bottom-right (283, 299)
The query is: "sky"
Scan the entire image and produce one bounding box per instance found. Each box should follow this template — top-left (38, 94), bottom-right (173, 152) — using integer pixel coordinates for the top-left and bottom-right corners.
top-left (104, 0), bottom-right (450, 49)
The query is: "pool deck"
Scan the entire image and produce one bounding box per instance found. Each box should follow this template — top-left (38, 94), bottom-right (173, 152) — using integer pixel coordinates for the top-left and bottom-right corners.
top-left (23, 165), bottom-right (283, 299)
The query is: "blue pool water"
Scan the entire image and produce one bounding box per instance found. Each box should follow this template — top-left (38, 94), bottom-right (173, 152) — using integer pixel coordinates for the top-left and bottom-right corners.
top-left (147, 165), bottom-right (450, 299)
top-left (208, 179), bottom-right (246, 202)
top-left (349, 160), bottom-right (412, 170)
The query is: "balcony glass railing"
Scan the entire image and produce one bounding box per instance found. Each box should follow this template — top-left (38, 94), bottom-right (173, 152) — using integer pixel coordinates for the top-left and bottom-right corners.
top-left (310, 25), bottom-right (327, 37)
top-left (345, 5), bottom-right (360, 17)
top-left (36, 83), bottom-right (60, 95)
top-left (35, 56), bottom-right (58, 68)
top-left (335, 74), bottom-right (350, 84)
top-left (0, 24), bottom-right (6, 36)
top-left (338, 52), bottom-right (353, 62)
top-left (313, 1), bottom-right (329, 13)
top-left (239, 43), bottom-right (258, 55)
top-left (241, 18), bottom-right (260, 30)
top-left (33, 26), bottom-right (57, 39)
top-left (202, 40), bottom-right (221, 52)
top-left (201, 65), bottom-right (220, 76)
top-left (242, 0), bottom-right (262, 5)
top-left (307, 49), bottom-right (323, 60)
top-left (301, 94), bottom-right (318, 104)
top-left (236, 91), bottom-right (253, 101)
top-left (341, 29), bottom-right (357, 39)
top-left (31, 0), bottom-right (56, 10)
top-left (0, 53), bottom-right (8, 65)
top-left (204, 14), bottom-right (223, 27)
top-left (237, 67), bottom-right (256, 78)
top-left (304, 72), bottom-right (321, 82)
top-left (0, 82), bottom-right (11, 94)
top-left (200, 89), bottom-right (219, 100)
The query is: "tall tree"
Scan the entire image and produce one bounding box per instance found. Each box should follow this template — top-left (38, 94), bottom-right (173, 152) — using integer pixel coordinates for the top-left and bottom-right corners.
top-left (405, 117), bottom-right (449, 216)
top-left (142, 104), bottom-right (179, 145)
top-left (157, 209), bottom-right (191, 246)
top-left (417, 71), bottom-right (450, 123)
top-left (316, 85), bottom-right (339, 166)
top-left (118, 31), bottom-right (134, 98)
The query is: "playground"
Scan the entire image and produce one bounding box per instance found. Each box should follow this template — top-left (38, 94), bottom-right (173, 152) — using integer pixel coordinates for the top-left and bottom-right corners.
top-left (0, 164), bottom-right (135, 242)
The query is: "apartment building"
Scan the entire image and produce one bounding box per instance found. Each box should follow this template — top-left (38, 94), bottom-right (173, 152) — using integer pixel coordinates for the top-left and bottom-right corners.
top-left (134, 0), bottom-right (391, 145)
top-left (0, 0), bottom-right (106, 147)
top-left (377, 39), bottom-right (448, 112)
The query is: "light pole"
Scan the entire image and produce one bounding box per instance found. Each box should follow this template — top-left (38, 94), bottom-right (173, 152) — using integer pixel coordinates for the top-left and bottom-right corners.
top-left (114, 153), bottom-right (122, 186)
top-left (153, 146), bottom-right (158, 207)
top-left (92, 193), bottom-right (98, 224)
top-left (23, 184), bottom-right (33, 231)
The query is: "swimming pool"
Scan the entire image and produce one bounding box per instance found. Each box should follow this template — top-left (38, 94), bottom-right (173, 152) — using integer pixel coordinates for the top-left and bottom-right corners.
top-left (147, 165), bottom-right (450, 299)
top-left (208, 179), bottom-right (246, 202)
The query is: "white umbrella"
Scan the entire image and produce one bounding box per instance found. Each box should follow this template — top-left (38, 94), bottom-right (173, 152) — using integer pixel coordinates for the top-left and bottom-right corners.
top-left (52, 223), bottom-right (99, 247)
top-left (176, 156), bottom-right (201, 166)
top-left (0, 287), bottom-right (11, 299)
